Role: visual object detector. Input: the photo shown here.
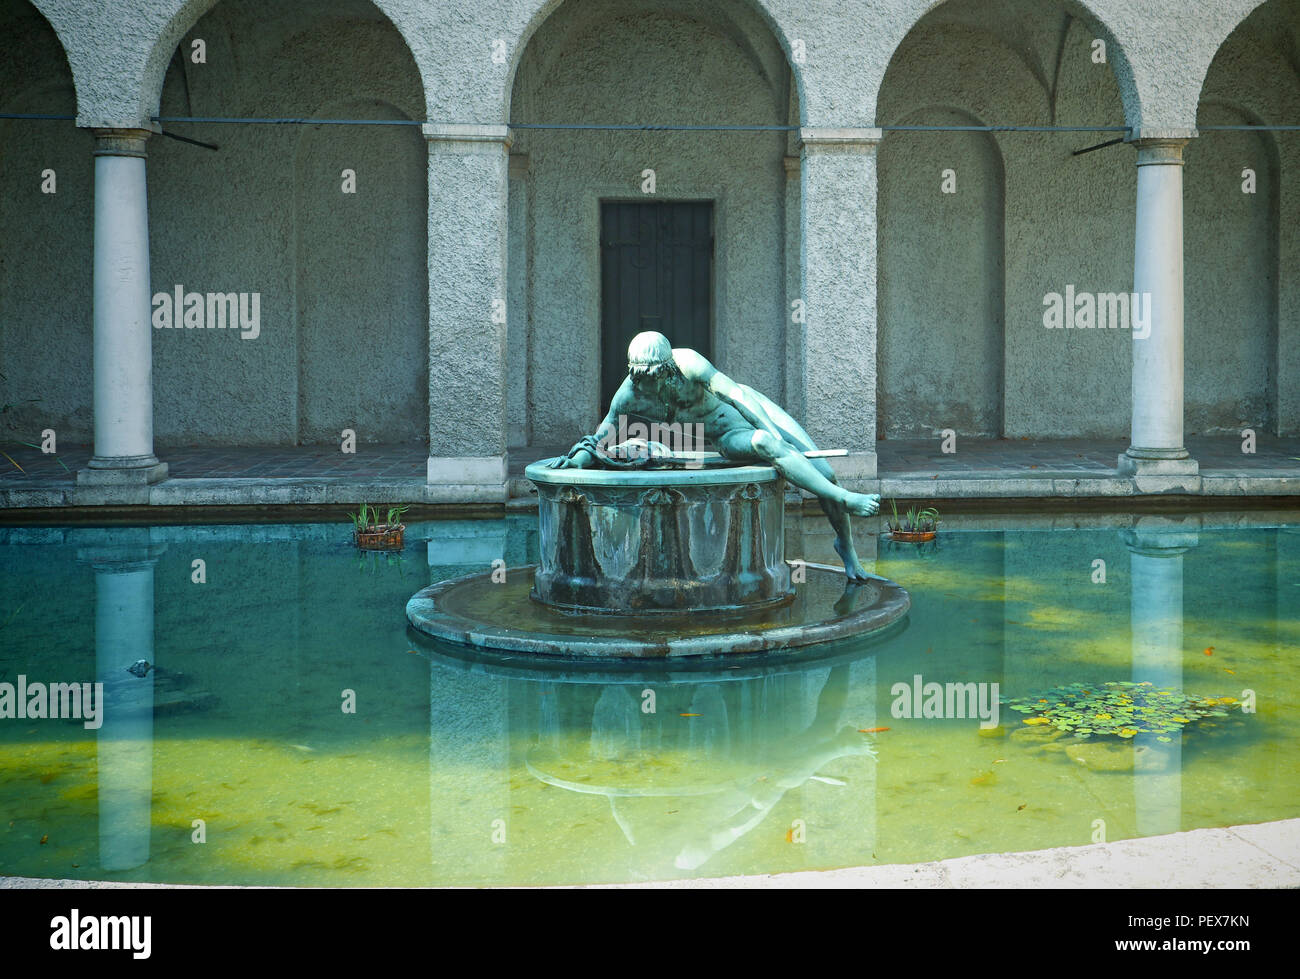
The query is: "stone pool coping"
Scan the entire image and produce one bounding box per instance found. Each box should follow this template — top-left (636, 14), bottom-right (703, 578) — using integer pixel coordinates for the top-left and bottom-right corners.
top-left (4, 817), bottom-right (1296, 889)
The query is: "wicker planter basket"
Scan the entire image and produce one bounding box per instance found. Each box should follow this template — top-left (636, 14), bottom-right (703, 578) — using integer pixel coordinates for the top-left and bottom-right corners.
top-left (356, 525), bottom-right (405, 551)
top-left (887, 529), bottom-right (937, 543)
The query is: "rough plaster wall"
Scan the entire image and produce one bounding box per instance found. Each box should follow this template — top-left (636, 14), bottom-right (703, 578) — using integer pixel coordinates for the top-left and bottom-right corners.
top-left (295, 99), bottom-right (427, 445)
top-left (0, 0), bottom-right (93, 442)
top-left (878, 9), bottom-right (1132, 439)
top-left (879, 113), bottom-right (1004, 438)
top-left (1186, 115), bottom-right (1277, 435)
top-left (147, 0), bottom-right (426, 446)
top-left (1022, 14), bottom-right (1132, 439)
top-left (511, 1), bottom-right (788, 444)
top-left (1192, 0), bottom-right (1299, 436)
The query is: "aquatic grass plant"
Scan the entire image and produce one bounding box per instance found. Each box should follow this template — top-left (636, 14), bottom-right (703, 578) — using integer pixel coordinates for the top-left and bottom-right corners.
top-left (886, 498), bottom-right (940, 534)
top-left (347, 503), bottom-right (409, 551)
top-left (347, 503), bottom-right (409, 534)
top-left (1005, 681), bottom-right (1242, 742)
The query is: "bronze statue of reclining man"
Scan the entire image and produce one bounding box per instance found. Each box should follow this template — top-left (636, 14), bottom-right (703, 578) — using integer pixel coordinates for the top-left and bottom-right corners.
top-left (550, 331), bottom-right (881, 580)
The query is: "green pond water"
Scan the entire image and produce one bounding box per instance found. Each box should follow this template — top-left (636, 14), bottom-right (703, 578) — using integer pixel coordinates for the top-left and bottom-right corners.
top-left (0, 513), bottom-right (1296, 886)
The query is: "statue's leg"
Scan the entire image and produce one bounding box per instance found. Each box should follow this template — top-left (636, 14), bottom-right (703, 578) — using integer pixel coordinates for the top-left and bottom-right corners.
top-left (718, 430), bottom-right (874, 581)
top-left (809, 459), bottom-right (871, 581)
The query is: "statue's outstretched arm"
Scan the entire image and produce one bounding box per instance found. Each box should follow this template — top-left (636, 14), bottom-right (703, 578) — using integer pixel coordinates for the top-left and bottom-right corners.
top-left (549, 377), bottom-right (634, 468)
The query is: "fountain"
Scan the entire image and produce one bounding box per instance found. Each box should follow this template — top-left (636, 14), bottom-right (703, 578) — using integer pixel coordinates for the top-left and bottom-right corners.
top-left (406, 333), bottom-right (910, 660)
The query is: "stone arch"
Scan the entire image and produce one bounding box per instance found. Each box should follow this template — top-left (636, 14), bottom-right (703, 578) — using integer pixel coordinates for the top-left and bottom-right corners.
top-left (505, 0), bottom-right (805, 125)
top-left (867, 0), bottom-right (1139, 130)
top-left (135, 0), bottom-right (432, 125)
top-left (0, 0), bottom-right (93, 442)
top-left (147, 0), bottom-right (427, 445)
top-left (508, 0), bottom-right (795, 444)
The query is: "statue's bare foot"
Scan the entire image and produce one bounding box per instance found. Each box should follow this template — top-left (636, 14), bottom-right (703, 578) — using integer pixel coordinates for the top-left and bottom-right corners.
top-left (833, 537), bottom-right (870, 581)
top-left (841, 492), bottom-right (880, 518)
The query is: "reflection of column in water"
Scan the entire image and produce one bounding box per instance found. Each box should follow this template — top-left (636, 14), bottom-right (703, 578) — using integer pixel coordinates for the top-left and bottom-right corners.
top-left (1125, 521), bottom-right (1197, 839)
top-left (94, 558), bottom-right (156, 872)
top-left (429, 662), bottom-right (509, 883)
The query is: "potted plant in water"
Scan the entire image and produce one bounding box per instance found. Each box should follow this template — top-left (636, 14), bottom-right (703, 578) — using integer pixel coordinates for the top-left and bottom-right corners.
top-left (349, 503), bottom-right (409, 551)
top-left (886, 499), bottom-right (940, 542)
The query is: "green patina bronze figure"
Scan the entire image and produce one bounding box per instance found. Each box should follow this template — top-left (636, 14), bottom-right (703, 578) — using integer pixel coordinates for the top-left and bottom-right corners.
top-left (549, 331), bottom-right (881, 581)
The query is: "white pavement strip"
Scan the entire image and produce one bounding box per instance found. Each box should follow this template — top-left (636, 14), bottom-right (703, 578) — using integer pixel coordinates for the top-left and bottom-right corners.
top-left (2, 818), bottom-right (1296, 890)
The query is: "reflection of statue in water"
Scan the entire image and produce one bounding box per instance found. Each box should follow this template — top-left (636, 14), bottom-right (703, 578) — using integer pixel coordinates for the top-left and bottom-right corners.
top-left (550, 331), bottom-right (880, 580)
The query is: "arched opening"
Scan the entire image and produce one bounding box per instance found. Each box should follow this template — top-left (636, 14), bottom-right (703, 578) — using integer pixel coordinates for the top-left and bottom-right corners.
top-left (0, 0), bottom-right (91, 444)
top-left (148, 0), bottom-right (427, 446)
top-left (1190, 0), bottom-right (1299, 436)
top-left (877, 0), bottom-right (1132, 442)
top-left (507, 0), bottom-right (795, 447)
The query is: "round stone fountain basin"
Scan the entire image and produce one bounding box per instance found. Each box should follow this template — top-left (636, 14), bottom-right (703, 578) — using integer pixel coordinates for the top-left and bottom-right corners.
top-left (406, 456), bottom-right (912, 661)
top-left (406, 562), bottom-right (910, 659)
top-left (526, 459), bottom-right (791, 615)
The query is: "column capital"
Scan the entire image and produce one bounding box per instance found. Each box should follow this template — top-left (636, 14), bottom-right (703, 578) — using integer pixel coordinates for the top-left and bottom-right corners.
top-left (423, 123), bottom-right (513, 152)
top-left (800, 127), bottom-right (882, 153)
top-left (1127, 128), bottom-right (1196, 165)
top-left (91, 128), bottom-right (151, 158)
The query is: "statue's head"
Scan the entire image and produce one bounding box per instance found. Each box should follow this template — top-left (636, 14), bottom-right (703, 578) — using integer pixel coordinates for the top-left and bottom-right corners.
top-left (627, 332), bottom-right (680, 382)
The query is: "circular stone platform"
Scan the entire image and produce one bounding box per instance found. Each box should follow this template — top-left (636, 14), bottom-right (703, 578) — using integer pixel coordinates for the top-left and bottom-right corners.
top-left (406, 562), bottom-right (910, 660)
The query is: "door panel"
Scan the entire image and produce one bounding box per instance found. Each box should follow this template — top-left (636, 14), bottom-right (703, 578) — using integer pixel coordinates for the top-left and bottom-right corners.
top-left (600, 202), bottom-right (713, 412)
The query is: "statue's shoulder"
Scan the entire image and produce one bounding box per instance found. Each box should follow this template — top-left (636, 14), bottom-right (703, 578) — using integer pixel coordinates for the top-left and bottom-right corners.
top-left (672, 347), bottom-right (715, 378)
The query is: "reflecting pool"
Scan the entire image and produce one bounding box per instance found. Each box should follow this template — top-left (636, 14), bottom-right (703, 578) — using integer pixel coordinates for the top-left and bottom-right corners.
top-left (0, 511), bottom-right (1296, 885)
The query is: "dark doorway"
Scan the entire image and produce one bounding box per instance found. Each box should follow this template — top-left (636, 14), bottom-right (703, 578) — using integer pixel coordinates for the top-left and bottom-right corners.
top-left (599, 201), bottom-right (713, 411)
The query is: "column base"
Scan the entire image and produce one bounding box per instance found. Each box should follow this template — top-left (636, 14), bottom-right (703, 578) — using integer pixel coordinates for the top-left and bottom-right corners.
top-left (426, 455), bottom-right (507, 503)
top-left (1117, 451), bottom-right (1200, 493)
top-left (77, 460), bottom-right (169, 486)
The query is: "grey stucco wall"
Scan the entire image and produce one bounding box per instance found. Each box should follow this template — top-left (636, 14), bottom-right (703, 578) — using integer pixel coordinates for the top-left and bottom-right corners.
top-left (878, 8), bottom-right (1134, 440)
top-left (0, 0), bottom-right (93, 444)
top-left (3, 0), bottom-right (1297, 453)
top-left (1190, 0), bottom-right (1300, 437)
top-left (146, 0), bottom-right (427, 446)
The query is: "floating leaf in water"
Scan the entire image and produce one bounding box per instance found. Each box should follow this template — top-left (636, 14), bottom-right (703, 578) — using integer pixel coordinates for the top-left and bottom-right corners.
top-left (1157, 736), bottom-right (1172, 743)
top-left (1023, 717), bottom-right (1051, 726)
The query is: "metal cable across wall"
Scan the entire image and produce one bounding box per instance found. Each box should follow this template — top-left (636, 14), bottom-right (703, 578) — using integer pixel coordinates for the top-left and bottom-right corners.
top-left (3, 114), bottom-right (1299, 131)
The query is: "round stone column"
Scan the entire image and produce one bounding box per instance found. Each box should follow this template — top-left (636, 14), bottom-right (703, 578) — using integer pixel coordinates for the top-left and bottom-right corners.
top-left (1118, 133), bottom-right (1199, 489)
top-left (80, 129), bottom-right (167, 487)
